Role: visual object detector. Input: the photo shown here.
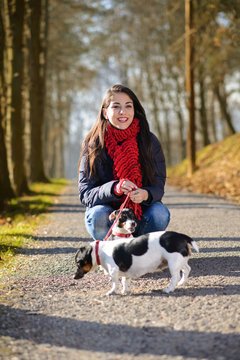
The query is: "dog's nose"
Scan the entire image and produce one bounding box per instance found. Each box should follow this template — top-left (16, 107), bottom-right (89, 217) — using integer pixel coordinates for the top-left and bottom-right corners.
top-left (73, 271), bottom-right (83, 280)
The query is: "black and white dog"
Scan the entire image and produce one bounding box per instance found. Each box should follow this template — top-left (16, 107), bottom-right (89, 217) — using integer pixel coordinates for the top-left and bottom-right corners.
top-left (74, 231), bottom-right (199, 295)
top-left (108, 208), bottom-right (137, 240)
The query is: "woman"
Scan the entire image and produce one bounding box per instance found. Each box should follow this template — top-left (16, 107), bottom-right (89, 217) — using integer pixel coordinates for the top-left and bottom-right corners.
top-left (78, 84), bottom-right (170, 240)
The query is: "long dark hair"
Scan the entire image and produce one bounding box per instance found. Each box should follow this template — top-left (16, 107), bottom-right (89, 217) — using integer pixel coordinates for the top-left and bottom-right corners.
top-left (79, 84), bottom-right (156, 185)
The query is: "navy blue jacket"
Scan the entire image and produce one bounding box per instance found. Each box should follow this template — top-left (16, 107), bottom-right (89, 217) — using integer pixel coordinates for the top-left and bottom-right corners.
top-left (78, 133), bottom-right (166, 209)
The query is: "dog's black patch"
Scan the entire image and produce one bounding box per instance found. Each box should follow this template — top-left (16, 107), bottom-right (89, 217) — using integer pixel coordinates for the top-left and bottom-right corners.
top-left (113, 235), bottom-right (149, 272)
top-left (113, 244), bottom-right (132, 271)
top-left (128, 235), bottom-right (149, 255)
top-left (160, 231), bottom-right (193, 257)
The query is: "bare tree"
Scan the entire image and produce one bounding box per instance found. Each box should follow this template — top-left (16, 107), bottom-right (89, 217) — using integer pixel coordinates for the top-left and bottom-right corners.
top-left (0, 5), bottom-right (14, 205)
top-left (197, 65), bottom-right (210, 147)
top-left (29, 0), bottom-right (48, 182)
top-left (5, 0), bottom-right (29, 196)
top-left (185, 0), bottom-right (196, 175)
top-left (214, 80), bottom-right (236, 136)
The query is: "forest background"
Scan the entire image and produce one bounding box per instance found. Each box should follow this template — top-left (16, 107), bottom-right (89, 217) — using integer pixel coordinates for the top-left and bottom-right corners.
top-left (0, 0), bottom-right (240, 207)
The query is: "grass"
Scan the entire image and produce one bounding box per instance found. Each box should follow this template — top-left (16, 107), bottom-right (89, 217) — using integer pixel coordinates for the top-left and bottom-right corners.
top-left (0, 179), bottom-right (69, 268)
top-left (167, 133), bottom-right (240, 204)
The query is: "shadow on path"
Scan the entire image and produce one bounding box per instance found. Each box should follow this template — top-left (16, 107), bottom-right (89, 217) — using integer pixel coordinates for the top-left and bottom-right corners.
top-left (0, 305), bottom-right (239, 359)
top-left (166, 202), bottom-right (240, 210)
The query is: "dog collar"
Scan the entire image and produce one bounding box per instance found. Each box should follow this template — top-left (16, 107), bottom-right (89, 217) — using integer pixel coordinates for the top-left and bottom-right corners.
top-left (112, 232), bottom-right (132, 238)
top-left (95, 240), bottom-right (101, 265)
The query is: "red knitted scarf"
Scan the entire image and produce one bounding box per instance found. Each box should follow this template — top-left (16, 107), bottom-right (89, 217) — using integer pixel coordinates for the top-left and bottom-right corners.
top-left (104, 118), bottom-right (143, 219)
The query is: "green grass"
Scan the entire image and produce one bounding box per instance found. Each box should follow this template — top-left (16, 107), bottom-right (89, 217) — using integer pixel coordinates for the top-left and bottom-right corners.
top-left (0, 179), bottom-right (69, 267)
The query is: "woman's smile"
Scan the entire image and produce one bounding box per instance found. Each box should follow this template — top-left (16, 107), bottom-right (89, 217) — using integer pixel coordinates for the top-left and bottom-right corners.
top-left (118, 117), bottom-right (128, 122)
top-left (103, 92), bottom-right (134, 130)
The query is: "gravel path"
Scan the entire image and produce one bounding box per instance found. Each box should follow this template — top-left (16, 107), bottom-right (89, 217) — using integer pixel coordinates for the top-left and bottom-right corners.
top-left (0, 181), bottom-right (240, 360)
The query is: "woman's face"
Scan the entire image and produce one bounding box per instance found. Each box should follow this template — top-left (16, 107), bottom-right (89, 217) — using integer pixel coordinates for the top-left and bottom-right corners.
top-left (103, 92), bottom-right (134, 130)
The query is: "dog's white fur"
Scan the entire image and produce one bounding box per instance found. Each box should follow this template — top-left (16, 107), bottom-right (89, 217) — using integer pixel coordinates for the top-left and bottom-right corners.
top-left (79, 231), bottom-right (199, 295)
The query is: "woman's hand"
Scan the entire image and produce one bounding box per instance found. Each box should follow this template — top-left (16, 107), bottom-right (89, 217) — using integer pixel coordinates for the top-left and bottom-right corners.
top-left (130, 188), bottom-right (149, 203)
top-left (120, 179), bottom-right (138, 194)
top-left (116, 179), bottom-right (149, 203)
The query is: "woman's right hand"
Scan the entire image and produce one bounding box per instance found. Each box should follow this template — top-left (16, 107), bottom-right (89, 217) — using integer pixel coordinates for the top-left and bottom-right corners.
top-left (119, 179), bottom-right (137, 194)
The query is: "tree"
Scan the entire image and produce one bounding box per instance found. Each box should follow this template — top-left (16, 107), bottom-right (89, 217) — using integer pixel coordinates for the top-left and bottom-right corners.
top-left (5, 0), bottom-right (29, 196)
top-left (194, 0), bottom-right (239, 139)
top-left (43, 0), bottom-right (97, 178)
top-left (29, 0), bottom-right (48, 182)
top-left (0, 120), bottom-right (14, 206)
top-left (185, 0), bottom-right (196, 175)
top-left (0, 4), bottom-right (14, 206)
top-left (214, 80), bottom-right (236, 136)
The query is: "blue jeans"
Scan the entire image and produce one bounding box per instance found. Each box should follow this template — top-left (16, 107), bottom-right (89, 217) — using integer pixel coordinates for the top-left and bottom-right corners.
top-left (85, 202), bottom-right (170, 240)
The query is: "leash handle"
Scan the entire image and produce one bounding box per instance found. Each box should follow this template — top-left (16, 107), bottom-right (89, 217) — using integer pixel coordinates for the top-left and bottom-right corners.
top-left (103, 191), bottom-right (132, 241)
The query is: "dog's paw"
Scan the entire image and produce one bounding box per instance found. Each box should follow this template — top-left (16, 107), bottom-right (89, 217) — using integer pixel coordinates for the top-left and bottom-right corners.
top-left (177, 279), bottom-right (185, 286)
top-left (162, 287), bottom-right (174, 294)
top-left (106, 289), bottom-right (117, 296)
top-left (121, 289), bottom-right (131, 295)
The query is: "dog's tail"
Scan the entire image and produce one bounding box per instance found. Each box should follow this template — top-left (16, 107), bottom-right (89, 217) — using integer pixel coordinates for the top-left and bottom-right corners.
top-left (190, 240), bottom-right (199, 253)
top-left (184, 236), bottom-right (199, 254)
top-left (177, 232), bottom-right (199, 253)
top-left (183, 234), bottom-right (199, 254)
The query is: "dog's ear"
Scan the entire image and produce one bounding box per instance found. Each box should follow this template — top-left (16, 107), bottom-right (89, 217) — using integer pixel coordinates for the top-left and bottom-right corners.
top-left (109, 210), bottom-right (118, 221)
top-left (86, 245), bottom-right (92, 257)
top-left (75, 246), bottom-right (86, 263)
top-left (75, 245), bottom-right (92, 264)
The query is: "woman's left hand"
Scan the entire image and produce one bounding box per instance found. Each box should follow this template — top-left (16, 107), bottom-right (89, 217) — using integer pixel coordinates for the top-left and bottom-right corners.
top-left (130, 188), bottom-right (149, 203)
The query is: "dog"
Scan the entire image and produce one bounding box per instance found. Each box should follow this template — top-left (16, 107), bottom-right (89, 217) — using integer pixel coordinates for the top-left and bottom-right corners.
top-left (108, 208), bottom-right (137, 240)
top-left (74, 231), bottom-right (199, 295)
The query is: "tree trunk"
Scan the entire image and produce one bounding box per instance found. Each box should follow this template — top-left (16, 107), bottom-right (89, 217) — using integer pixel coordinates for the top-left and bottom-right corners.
top-left (0, 6), bottom-right (14, 202)
top-left (7, 0), bottom-right (29, 196)
top-left (164, 109), bottom-right (172, 166)
top-left (0, 11), bottom-right (15, 203)
top-left (0, 120), bottom-right (14, 205)
top-left (209, 92), bottom-right (218, 143)
top-left (58, 130), bottom-right (64, 178)
top-left (214, 81), bottom-right (236, 136)
top-left (29, 0), bottom-right (48, 182)
top-left (41, 0), bottom-right (49, 162)
top-left (176, 109), bottom-right (186, 160)
top-left (173, 75), bottom-right (187, 161)
top-left (145, 64), bottom-right (163, 143)
top-left (185, 0), bottom-right (196, 175)
top-left (198, 73), bottom-right (210, 147)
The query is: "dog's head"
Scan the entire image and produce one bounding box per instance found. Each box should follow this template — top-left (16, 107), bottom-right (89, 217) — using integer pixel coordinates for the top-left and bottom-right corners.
top-left (74, 245), bottom-right (93, 280)
top-left (109, 208), bottom-right (137, 234)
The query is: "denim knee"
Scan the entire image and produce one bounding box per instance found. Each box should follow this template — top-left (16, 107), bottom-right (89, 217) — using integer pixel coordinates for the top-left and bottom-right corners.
top-left (85, 205), bottom-right (113, 240)
top-left (137, 202), bottom-right (170, 235)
